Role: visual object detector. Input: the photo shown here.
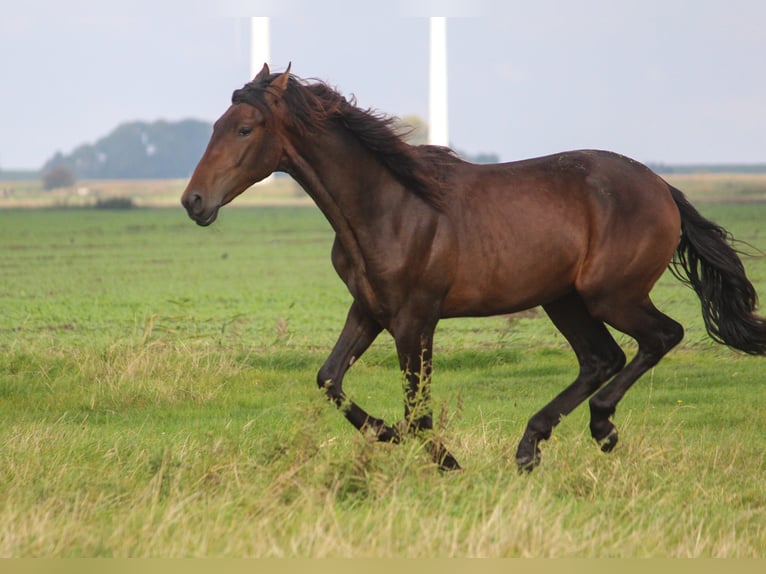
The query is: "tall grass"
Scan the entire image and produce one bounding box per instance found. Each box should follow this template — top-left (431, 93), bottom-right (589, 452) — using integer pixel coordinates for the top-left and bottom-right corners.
top-left (0, 203), bottom-right (765, 557)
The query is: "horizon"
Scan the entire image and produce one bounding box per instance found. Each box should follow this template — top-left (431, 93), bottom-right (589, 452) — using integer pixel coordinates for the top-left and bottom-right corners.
top-left (2, 1), bottom-right (766, 171)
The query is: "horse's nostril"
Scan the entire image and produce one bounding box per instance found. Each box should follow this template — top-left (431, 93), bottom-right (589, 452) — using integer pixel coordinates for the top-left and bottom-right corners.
top-left (183, 191), bottom-right (203, 214)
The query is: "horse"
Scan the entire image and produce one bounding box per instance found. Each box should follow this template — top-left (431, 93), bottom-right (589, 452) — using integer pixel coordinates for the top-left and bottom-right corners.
top-left (182, 63), bottom-right (766, 472)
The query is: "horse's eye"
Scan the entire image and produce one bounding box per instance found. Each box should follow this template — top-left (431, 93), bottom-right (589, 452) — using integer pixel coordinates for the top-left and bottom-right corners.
top-left (238, 126), bottom-right (253, 137)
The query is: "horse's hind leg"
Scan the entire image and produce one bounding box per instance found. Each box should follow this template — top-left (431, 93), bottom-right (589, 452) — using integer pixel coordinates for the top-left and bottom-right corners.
top-left (587, 298), bottom-right (684, 450)
top-left (515, 292), bottom-right (626, 471)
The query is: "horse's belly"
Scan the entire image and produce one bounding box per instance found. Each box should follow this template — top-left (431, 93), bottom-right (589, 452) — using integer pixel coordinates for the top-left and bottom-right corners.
top-left (441, 249), bottom-right (580, 318)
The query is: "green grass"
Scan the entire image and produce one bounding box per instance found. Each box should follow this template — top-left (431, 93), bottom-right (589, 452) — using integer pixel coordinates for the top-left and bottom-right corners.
top-left (1, 202), bottom-right (765, 557)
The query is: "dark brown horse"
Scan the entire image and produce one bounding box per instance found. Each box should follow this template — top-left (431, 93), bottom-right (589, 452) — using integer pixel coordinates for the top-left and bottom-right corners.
top-left (182, 64), bottom-right (766, 471)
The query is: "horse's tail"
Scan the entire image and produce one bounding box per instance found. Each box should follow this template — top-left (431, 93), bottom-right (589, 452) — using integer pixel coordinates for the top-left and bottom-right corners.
top-left (668, 185), bottom-right (766, 355)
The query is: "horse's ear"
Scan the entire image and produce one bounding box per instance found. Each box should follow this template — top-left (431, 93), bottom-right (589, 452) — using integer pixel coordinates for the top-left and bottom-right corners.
top-left (253, 62), bottom-right (270, 82)
top-left (270, 62), bottom-right (292, 93)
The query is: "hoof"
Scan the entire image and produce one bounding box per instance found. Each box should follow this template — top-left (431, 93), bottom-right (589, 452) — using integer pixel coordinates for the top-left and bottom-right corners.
top-left (427, 441), bottom-right (461, 471)
top-left (597, 428), bottom-right (619, 453)
top-left (515, 434), bottom-right (543, 473)
top-left (437, 451), bottom-right (462, 471)
top-left (423, 436), bottom-right (461, 471)
top-left (363, 419), bottom-right (400, 443)
top-left (375, 424), bottom-right (401, 443)
top-left (515, 447), bottom-right (542, 473)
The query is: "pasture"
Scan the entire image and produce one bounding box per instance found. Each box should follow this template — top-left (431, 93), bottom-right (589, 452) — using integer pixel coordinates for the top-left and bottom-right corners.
top-left (0, 187), bottom-right (765, 556)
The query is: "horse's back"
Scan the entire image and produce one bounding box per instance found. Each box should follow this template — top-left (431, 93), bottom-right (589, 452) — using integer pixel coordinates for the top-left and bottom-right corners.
top-left (441, 150), bottom-right (680, 317)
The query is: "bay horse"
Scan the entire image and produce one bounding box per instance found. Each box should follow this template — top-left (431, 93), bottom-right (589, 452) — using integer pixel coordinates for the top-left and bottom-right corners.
top-left (182, 63), bottom-right (766, 471)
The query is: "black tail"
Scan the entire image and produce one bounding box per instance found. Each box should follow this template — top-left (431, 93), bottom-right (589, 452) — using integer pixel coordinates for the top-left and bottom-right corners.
top-left (668, 185), bottom-right (766, 355)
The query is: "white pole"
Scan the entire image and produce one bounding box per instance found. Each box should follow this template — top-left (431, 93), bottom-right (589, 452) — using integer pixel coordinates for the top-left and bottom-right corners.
top-left (428, 17), bottom-right (448, 147)
top-left (250, 17), bottom-right (273, 184)
top-left (250, 17), bottom-right (270, 78)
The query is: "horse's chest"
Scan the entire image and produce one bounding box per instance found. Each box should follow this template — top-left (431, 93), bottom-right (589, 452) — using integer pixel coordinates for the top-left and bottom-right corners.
top-left (330, 239), bottom-right (388, 319)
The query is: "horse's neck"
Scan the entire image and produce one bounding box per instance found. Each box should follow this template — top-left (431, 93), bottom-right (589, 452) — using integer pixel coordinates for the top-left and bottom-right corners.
top-left (282, 128), bottom-right (398, 300)
top-left (287, 148), bottom-right (365, 251)
top-left (291, 126), bottom-right (400, 214)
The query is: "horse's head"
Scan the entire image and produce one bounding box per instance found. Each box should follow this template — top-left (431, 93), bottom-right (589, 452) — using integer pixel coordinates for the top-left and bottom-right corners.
top-left (182, 63), bottom-right (291, 226)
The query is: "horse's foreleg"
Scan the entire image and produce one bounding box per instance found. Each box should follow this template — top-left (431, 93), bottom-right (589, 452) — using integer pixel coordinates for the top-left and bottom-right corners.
top-left (317, 302), bottom-right (399, 441)
top-left (394, 324), bottom-right (461, 470)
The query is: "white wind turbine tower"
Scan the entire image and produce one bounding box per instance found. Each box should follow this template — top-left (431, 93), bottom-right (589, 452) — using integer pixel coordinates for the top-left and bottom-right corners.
top-left (250, 17), bottom-right (273, 183)
top-left (428, 17), bottom-right (449, 147)
top-left (248, 17), bottom-right (448, 149)
top-left (250, 17), bottom-right (270, 78)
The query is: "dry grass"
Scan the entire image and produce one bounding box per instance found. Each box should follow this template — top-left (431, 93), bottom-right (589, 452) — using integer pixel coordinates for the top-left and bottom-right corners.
top-left (1, 341), bottom-right (764, 557)
top-left (3, 172), bottom-right (766, 210)
top-left (0, 177), bottom-right (311, 208)
top-left (665, 173), bottom-right (766, 203)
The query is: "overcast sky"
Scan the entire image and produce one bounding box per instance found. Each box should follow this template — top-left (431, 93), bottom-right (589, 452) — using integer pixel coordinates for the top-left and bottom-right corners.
top-left (2, 0), bottom-right (765, 170)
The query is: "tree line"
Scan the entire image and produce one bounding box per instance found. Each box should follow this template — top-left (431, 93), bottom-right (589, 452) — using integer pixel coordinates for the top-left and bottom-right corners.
top-left (38, 115), bottom-right (504, 189)
top-left (41, 119), bottom-right (212, 185)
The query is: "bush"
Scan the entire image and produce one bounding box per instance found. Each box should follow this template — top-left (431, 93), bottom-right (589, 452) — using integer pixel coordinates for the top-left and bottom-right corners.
top-left (42, 165), bottom-right (76, 190)
top-left (94, 197), bottom-right (135, 209)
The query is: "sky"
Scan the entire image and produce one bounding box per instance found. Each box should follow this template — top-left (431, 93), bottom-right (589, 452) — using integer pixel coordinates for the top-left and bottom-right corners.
top-left (2, 0), bottom-right (766, 171)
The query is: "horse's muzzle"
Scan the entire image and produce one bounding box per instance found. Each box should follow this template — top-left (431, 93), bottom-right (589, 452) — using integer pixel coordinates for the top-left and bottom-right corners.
top-left (182, 191), bottom-right (219, 227)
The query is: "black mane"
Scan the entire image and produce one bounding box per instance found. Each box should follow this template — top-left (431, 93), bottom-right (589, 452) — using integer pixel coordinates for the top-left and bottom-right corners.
top-left (232, 72), bottom-right (461, 208)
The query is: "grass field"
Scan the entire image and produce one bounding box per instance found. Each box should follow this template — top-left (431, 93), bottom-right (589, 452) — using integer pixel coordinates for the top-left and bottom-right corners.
top-left (1, 183), bottom-right (765, 557)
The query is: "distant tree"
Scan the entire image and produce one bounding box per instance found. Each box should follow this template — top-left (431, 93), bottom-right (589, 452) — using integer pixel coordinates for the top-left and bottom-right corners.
top-left (42, 165), bottom-right (76, 190)
top-left (462, 151), bottom-right (500, 164)
top-left (398, 115), bottom-right (428, 146)
top-left (395, 116), bottom-right (499, 163)
top-left (41, 119), bottom-right (212, 179)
